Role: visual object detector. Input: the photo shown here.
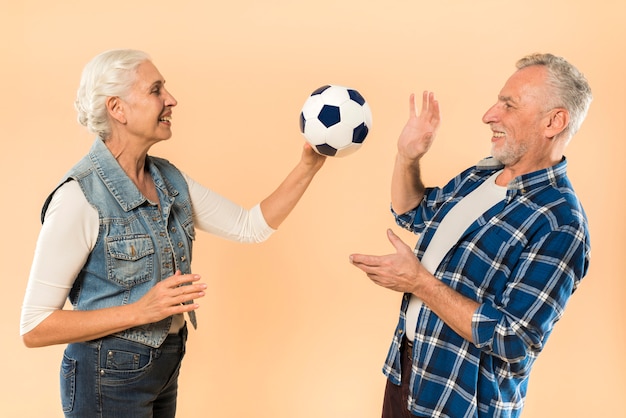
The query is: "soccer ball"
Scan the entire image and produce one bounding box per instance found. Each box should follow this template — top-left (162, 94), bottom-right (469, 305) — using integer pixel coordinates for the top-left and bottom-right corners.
top-left (299, 85), bottom-right (372, 157)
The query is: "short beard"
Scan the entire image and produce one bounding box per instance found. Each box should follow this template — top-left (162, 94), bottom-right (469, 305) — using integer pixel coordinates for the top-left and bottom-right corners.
top-left (491, 141), bottom-right (527, 166)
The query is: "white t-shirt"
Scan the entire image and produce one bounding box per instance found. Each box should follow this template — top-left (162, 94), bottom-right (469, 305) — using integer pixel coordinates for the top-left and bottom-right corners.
top-left (405, 170), bottom-right (506, 341)
top-left (20, 172), bottom-right (275, 335)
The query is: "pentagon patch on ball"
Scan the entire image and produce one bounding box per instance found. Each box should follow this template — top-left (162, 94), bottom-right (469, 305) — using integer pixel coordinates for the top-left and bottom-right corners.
top-left (299, 85), bottom-right (372, 157)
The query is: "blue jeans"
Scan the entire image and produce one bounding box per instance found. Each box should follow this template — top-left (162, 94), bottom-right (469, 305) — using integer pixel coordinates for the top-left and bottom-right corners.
top-left (60, 325), bottom-right (187, 418)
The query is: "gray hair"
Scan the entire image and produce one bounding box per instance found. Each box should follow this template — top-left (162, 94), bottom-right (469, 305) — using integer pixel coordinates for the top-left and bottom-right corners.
top-left (516, 53), bottom-right (592, 141)
top-left (75, 49), bottom-right (151, 139)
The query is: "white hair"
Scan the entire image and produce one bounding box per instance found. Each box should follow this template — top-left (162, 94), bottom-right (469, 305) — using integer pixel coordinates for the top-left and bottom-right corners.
top-left (516, 53), bottom-right (592, 141)
top-left (75, 49), bottom-right (151, 139)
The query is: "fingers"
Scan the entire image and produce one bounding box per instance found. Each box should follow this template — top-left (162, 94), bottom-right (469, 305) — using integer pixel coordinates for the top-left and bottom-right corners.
top-left (165, 270), bottom-right (202, 286)
top-left (349, 229), bottom-right (403, 267)
top-left (161, 271), bottom-right (207, 303)
top-left (174, 283), bottom-right (206, 302)
top-left (386, 228), bottom-right (409, 253)
top-left (407, 91), bottom-right (440, 139)
top-left (423, 91), bottom-right (439, 115)
top-left (302, 141), bottom-right (315, 153)
top-left (135, 272), bottom-right (207, 324)
top-left (409, 93), bottom-right (416, 116)
top-left (410, 91), bottom-right (434, 116)
top-left (349, 253), bottom-right (379, 269)
top-left (414, 91), bottom-right (438, 116)
top-left (301, 142), bottom-right (327, 167)
top-left (421, 90), bottom-right (429, 113)
top-left (429, 94), bottom-right (441, 124)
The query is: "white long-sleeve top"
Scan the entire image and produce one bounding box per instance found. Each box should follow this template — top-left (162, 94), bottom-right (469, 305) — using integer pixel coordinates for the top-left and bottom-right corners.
top-left (20, 173), bottom-right (275, 335)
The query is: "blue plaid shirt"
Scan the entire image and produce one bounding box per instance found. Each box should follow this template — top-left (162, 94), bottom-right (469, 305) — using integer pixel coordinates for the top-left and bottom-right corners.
top-left (385, 157), bottom-right (590, 418)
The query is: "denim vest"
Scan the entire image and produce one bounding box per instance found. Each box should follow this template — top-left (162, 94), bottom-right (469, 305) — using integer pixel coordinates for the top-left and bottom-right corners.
top-left (42, 139), bottom-right (195, 348)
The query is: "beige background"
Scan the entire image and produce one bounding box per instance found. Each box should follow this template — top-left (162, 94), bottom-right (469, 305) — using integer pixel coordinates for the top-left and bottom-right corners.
top-left (2, 1), bottom-right (625, 417)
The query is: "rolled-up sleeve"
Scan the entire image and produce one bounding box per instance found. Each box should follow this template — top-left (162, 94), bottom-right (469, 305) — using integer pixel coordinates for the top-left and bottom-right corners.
top-left (471, 223), bottom-right (588, 363)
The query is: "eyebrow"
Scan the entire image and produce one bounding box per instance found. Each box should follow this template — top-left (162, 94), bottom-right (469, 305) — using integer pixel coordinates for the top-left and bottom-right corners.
top-left (148, 80), bottom-right (165, 91)
top-left (498, 95), bottom-right (519, 105)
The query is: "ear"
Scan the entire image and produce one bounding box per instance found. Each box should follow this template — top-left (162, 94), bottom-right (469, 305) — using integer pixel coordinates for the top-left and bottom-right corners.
top-left (545, 108), bottom-right (569, 139)
top-left (105, 96), bottom-right (127, 124)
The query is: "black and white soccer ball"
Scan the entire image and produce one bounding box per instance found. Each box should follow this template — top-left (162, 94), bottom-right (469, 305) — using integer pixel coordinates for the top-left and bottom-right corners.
top-left (299, 85), bottom-right (372, 157)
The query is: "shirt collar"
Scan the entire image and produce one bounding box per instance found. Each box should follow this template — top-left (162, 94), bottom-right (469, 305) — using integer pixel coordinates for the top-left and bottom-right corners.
top-left (88, 138), bottom-right (162, 212)
top-left (475, 156), bottom-right (568, 195)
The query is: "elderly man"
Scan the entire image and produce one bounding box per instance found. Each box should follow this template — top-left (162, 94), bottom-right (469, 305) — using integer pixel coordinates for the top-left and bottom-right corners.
top-left (350, 53), bottom-right (592, 418)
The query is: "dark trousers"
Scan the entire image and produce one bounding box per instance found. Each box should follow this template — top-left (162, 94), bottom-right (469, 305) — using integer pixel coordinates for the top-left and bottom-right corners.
top-left (382, 337), bottom-right (422, 418)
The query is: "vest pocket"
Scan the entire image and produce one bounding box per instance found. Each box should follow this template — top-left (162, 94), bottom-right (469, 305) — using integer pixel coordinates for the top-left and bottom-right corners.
top-left (106, 234), bottom-right (155, 287)
top-left (60, 354), bottom-right (77, 413)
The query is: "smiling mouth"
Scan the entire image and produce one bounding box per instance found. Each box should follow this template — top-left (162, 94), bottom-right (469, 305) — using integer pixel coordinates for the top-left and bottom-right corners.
top-left (159, 116), bottom-right (172, 123)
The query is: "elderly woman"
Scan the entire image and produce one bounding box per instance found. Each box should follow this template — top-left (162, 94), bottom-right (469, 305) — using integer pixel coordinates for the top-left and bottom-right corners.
top-left (20, 49), bottom-right (326, 417)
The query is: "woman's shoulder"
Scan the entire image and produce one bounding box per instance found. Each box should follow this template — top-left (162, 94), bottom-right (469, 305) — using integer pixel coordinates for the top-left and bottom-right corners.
top-left (43, 180), bottom-right (93, 220)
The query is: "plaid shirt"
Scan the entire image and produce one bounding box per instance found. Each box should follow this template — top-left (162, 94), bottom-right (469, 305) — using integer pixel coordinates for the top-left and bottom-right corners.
top-left (385, 157), bottom-right (590, 418)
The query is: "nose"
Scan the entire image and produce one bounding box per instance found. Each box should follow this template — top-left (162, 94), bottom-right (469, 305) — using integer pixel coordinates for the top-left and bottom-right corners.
top-left (164, 88), bottom-right (178, 107)
top-left (482, 103), bottom-right (498, 124)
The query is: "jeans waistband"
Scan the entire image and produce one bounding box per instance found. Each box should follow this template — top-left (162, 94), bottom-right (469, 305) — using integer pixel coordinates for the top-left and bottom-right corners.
top-left (80, 322), bottom-right (188, 353)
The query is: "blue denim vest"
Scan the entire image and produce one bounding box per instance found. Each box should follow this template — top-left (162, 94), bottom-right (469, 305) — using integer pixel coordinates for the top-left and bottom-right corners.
top-left (42, 139), bottom-right (195, 348)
